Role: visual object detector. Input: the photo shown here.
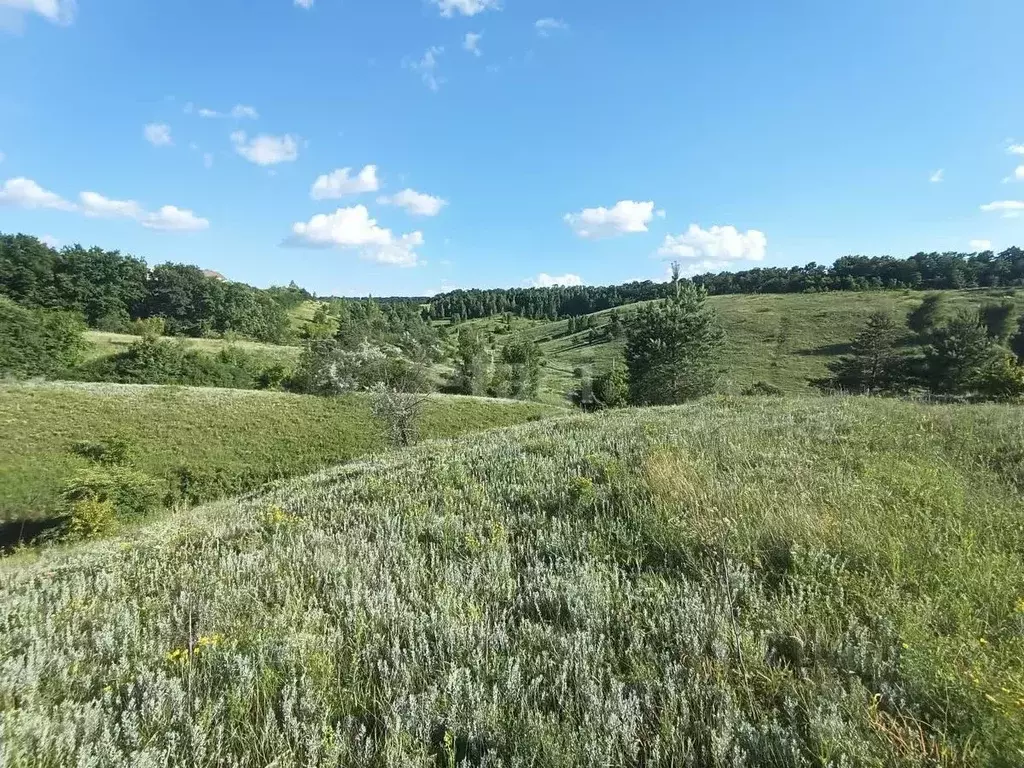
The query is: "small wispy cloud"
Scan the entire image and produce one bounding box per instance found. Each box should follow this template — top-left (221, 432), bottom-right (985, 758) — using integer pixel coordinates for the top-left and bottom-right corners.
top-left (407, 46), bottom-right (445, 91)
top-left (143, 123), bottom-right (173, 147)
top-left (535, 18), bottom-right (568, 36)
top-left (463, 32), bottom-right (482, 56)
top-left (929, 169), bottom-right (944, 183)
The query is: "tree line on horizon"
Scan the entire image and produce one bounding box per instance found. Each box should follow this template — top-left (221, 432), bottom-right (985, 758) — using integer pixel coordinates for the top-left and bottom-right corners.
top-left (430, 248), bottom-right (1024, 321)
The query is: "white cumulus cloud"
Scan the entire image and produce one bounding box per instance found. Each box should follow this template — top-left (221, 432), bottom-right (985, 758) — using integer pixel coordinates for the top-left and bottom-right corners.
top-left (310, 165), bottom-right (379, 199)
top-left (377, 188), bottom-right (447, 217)
top-left (0, 177), bottom-right (75, 211)
top-left (0, 178), bottom-right (208, 232)
top-left (40, 234), bottom-right (60, 248)
top-left (929, 169), bottom-right (944, 183)
top-left (142, 205), bottom-right (209, 232)
top-left (980, 200), bottom-right (1024, 218)
top-left (0, 0), bottom-right (75, 24)
top-left (231, 131), bottom-right (299, 165)
top-left (144, 123), bottom-right (173, 147)
top-left (463, 32), bottom-right (482, 56)
top-left (432, 0), bottom-right (499, 17)
top-left (288, 205), bottom-right (423, 267)
top-left (1007, 144), bottom-right (1024, 156)
top-left (79, 191), bottom-right (144, 219)
top-left (969, 239), bottom-right (993, 251)
top-left (658, 224), bottom-right (767, 263)
top-left (530, 273), bottom-right (583, 288)
top-left (564, 200), bottom-right (656, 239)
top-left (535, 17), bottom-right (568, 36)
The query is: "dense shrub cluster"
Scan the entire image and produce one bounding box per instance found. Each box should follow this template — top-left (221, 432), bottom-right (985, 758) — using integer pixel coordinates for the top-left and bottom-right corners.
top-left (0, 296), bottom-right (86, 378)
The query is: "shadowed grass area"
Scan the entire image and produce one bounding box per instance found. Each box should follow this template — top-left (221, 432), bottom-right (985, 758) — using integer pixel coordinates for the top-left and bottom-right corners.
top-left (1, 396), bottom-right (1022, 764)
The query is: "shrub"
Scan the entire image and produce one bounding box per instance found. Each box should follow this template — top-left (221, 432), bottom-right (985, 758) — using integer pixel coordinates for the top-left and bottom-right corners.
top-left (128, 317), bottom-right (166, 337)
top-left (742, 380), bottom-right (784, 396)
top-left (66, 498), bottom-right (117, 540)
top-left (592, 362), bottom-right (629, 408)
top-left (0, 297), bottom-right (86, 378)
top-left (257, 363), bottom-right (290, 390)
top-left (811, 312), bottom-right (906, 394)
top-left (370, 384), bottom-right (430, 447)
top-left (572, 366), bottom-right (585, 379)
top-left (69, 436), bottom-right (133, 466)
top-left (974, 354), bottom-right (1024, 402)
top-left (62, 466), bottom-right (161, 521)
top-left (288, 340), bottom-right (431, 396)
top-left (906, 293), bottom-right (945, 337)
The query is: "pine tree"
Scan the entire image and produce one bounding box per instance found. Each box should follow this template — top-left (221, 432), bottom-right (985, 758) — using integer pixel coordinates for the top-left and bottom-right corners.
top-left (624, 282), bottom-right (724, 405)
top-left (924, 310), bottom-right (995, 394)
top-left (812, 312), bottom-right (903, 394)
top-left (451, 326), bottom-right (489, 395)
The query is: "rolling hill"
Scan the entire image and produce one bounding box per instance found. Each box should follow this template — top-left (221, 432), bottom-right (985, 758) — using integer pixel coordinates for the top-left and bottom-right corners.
top-left (1, 396), bottom-right (1021, 764)
top-left (0, 381), bottom-right (560, 544)
top-left (497, 288), bottom-right (1024, 402)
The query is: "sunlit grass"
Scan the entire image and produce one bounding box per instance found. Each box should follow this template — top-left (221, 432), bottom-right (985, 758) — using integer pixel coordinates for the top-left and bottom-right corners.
top-left (1, 395), bottom-right (1022, 765)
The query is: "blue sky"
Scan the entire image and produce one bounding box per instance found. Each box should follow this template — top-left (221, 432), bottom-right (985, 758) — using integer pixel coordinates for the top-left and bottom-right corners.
top-left (1, 0), bottom-right (1024, 296)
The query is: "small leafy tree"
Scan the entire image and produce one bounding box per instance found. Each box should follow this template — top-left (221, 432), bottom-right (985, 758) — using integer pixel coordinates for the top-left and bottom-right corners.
top-left (624, 280), bottom-right (724, 405)
top-left (923, 310), bottom-right (995, 394)
top-left (494, 335), bottom-right (543, 400)
top-left (978, 301), bottom-right (1016, 341)
top-left (906, 293), bottom-right (944, 337)
top-left (592, 360), bottom-right (629, 408)
top-left (450, 326), bottom-right (490, 395)
top-left (811, 312), bottom-right (904, 394)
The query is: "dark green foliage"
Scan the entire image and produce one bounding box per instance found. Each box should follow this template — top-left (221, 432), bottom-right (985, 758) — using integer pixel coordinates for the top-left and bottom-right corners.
top-left (624, 284), bottom-right (725, 405)
top-left (811, 312), bottom-right (905, 394)
top-left (1012, 315), bottom-right (1024, 363)
top-left (742, 380), bottom-right (784, 396)
top-left (0, 234), bottom-right (293, 343)
top-left (429, 247), bottom-right (1024, 321)
top-left (69, 436), bottom-right (133, 466)
top-left (0, 297), bottom-right (86, 377)
top-left (973, 354), bottom-right (1024, 402)
top-left (978, 300), bottom-right (1017, 340)
top-left (924, 310), bottom-right (996, 394)
top-left (492, 334), bottom-right (543, 400)
top-left (75, 336), bottom-right (270, 389)
top-left (907, 293), bottom-right (945, 337)
top-left (61, 466), bottom-right (161, 521)
top-left (128, 317), bottom-right (166, 337)
top-left (450, 326), bottom-right (490, 395)
top-left (592, 361), bottom-right (629, 408)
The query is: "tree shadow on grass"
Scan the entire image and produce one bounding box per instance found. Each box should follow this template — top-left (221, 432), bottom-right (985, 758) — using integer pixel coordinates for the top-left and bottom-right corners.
top-left (793, 342), bottom-right (852, 357)
top-left (0, 515), bottom-right (68, 552)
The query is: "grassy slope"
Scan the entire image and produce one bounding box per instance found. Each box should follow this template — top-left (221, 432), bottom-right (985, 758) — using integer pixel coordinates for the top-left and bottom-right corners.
top-left (82, 331), bottom-right (303, 365)
top-left (514, 288), bottom-right (1024, 401)
top-left (0, 381), bottom-right (560, 528)
top-left (2, 396), bottom-right (1022, 765)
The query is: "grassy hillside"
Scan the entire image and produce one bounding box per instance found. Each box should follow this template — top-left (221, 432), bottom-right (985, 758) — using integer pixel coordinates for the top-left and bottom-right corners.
top-left (2, 396), bottom-right (1022, 765)
top-left (82, 331), bottom-right (303, 365)
top-left (0, 381), bottom-right (559, 539)
top-left (515, 288), bottom-right (1024, 401)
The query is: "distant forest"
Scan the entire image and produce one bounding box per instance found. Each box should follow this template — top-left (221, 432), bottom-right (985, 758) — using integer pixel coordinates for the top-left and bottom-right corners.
top-left (4, 232), bottom-right (1024, 336)
top-left (429, 247), bottom-right (1024, 321)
